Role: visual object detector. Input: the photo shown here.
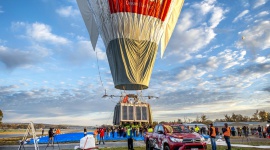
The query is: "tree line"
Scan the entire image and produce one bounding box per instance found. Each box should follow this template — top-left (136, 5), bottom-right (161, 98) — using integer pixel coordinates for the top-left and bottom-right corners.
top-left (155, 110), bottom-right (270, 125)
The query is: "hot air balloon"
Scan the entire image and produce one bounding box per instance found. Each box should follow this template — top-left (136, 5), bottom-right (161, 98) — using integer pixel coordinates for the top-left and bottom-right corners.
top-left (77, 0), bottom-right (185, 90)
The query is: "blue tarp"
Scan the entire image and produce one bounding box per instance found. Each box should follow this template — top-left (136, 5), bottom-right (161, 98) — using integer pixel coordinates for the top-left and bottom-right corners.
top-left (29, 132), bottom-right (144, 144)
top-left (201, 134), bottom-right (210, 140)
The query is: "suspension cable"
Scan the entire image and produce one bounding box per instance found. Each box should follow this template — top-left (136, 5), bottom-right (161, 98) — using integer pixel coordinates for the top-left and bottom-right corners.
top-left (95, 50), bottom-right (105, 91)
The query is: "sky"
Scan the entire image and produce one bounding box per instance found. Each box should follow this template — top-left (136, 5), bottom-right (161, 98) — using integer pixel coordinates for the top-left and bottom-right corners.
top-left (0, 0), bottom-right (270, 126)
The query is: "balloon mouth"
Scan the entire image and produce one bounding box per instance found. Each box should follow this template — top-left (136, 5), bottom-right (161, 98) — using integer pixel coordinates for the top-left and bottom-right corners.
top-left (115, 84), bottom-right (148, 90)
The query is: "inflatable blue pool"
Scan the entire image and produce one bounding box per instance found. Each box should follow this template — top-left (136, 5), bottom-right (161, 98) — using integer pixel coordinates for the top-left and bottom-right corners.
top-left (29, 132), bottom-right (144, 144)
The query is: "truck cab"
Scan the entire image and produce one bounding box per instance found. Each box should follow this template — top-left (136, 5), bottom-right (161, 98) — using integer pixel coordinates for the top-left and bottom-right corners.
top-left (144, 124), bottom-right (207, 150)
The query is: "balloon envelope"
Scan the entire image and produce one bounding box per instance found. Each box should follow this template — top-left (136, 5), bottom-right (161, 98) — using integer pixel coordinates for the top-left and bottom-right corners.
top-left (77, 0), bottom-right (184, 90)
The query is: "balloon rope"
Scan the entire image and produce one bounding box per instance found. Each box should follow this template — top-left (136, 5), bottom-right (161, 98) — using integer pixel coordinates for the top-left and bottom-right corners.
top-left (95, 50), bottom-right (105, 91)
top-left (106, 111), bottom-right (114, 125)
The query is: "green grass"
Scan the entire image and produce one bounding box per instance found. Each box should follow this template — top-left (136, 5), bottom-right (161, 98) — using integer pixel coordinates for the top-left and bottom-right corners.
top-left (0, 137), bottom-right (24, 145)
top-left (96, 145), bottom-right (268, 150)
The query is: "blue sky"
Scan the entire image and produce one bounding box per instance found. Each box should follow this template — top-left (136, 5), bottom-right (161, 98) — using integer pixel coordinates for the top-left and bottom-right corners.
top-left (0, 0), bottom-right (270, 126)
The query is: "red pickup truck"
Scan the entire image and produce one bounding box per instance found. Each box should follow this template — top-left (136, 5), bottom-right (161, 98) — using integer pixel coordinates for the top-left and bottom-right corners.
top-left (144, 124), bottom-right (207, 150)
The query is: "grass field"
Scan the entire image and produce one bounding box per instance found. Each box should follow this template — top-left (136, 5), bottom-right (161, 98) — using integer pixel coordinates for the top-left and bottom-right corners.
top-left (98, 147), bottom-right (268, 150)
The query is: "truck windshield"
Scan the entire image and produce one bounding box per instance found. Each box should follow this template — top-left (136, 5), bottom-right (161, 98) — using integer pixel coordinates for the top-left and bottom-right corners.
top-left (171, 125), bottom-right (190, 133)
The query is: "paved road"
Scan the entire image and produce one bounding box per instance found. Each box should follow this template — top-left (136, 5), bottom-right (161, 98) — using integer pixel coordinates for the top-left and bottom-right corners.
top-left (0, 141), bottom-right (146, 150)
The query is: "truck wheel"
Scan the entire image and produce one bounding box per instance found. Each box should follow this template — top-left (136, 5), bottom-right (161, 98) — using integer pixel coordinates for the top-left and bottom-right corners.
top-left (164, 145), bottom-right (170, 150)
top-left (146, 140), bottom-right (153, 150)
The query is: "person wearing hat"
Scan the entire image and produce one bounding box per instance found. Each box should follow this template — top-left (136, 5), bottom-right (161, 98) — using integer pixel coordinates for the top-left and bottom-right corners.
top-left (222, 123), bottom-right (231, 150)
top-left (209, 123), bottom-right (216, 150)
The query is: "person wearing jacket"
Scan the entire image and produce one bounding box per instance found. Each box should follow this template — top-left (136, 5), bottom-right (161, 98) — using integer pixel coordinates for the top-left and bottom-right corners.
top-left (127, 126), bottom-right (134, 150)
top-left (209, 123), bottom-right (216, 150)
top-left (222, 123), bottom-right (231, 150)
top-left (84, 127), bottom-right (87, 137)
top-left (147, 126), bottom-right (153, 133)
top-left (195, 125), bottom-right (200, 133)
top-left (99, 128), bottom-right (105, 145)
top-left (93, 128), bottom-right (98, 144)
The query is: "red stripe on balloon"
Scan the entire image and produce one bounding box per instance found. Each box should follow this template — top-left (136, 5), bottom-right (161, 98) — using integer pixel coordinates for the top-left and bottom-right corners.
top-left (108, 0), bottom-right (171, 21)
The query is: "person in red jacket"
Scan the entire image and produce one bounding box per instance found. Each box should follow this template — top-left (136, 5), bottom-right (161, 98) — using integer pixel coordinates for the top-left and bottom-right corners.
top-left (99, 128), bottom-right (105, 145)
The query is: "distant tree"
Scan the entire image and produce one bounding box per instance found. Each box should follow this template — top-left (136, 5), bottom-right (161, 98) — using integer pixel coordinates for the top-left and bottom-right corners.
top-left (231, 113), bottom-right (237, 122)
top-left (242, 116), bottom-right (250, 122)
top-left (258, 110), bottom-right (268, 121)
top-left (224, 114), bottom-right (232, 122)
top-left (177, 118), bottom-right (182, 123)
top-left (204, 120), bottom-right (213, 125)
top-left (250, 110), bottom-right (259, 121)
top-left (200, 114), bottom-right (207, 123)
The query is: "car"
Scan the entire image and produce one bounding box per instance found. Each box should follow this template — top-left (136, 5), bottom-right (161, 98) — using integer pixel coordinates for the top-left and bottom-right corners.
top-left (144, 124), bottom-right (207, 150)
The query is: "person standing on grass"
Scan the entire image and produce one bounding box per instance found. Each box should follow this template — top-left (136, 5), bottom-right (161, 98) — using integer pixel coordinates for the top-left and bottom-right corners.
top-left (231, 126), bottom-right (235, 136)
top-left (127, 125), bottom-right (134, 150)
top-left (267, 125), bottom-right (270, 138)
top-left (41, 128), bottom-right (44, 136)
top-left (258, 125), bottom-right (262, 138)
top-left (111, 126), bottom-right (115, 138)
top-left (84, 127), bottom-right (87, 137)
top-left (99, 128), bottom-right (105, 145)
top-left (93, 128), bottom-right (98, 144)
top-left (222, 123), bottom-right (231, 150)
top-left (209, 123), bottom-right (217, 150)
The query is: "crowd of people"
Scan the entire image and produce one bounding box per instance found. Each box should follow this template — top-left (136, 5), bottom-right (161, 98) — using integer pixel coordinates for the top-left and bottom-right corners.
top-left (90, 123), bottom-right (152, 148)
top-left (206, 123), bottom-right (270, 150)
top-left (90, 123), bottom-right (152, 150)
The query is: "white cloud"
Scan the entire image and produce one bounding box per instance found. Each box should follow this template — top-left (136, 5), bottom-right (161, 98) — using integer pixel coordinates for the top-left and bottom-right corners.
top-left (253, 0), bottom-right (268, 9)
top-left (192, 0), bottom-right (215, 15)
top-left (256, 11), bottom-right (269, 17)
top-left (0, 6), bottom-right (3, 13)
top-left (207, 56), bottom-right (219, 69)
top-left (0, 45), bottom-right (48, 69)
top-left (56, 6), bottom-right (79, 17)
top-left (209, 7), bottom-right (225, 28)
top-left (218, 49), bottom-right (247, 69)
top-left (27, 23), bottom-right (69, 44)
top-left (238, 21), bottom-right (270, 51)
top-left (206, 49), bottom-right (247, 70)
top-left (176, 65), bottom-right (206, 81)
top-left (233, 10), bottom-right (249, 23)
top-left (255, 56), bottom-right (270, 63)
top-left (164, 0), bottom-right (225, 62)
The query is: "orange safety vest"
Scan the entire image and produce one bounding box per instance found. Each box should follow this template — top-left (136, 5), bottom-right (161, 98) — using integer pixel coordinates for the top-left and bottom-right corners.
top-left (210, 127), bottom-right (216, 137)
top-left (223, 127), bottom-right (230, 136)
top-left (94, 130), bottom-right (98, 135)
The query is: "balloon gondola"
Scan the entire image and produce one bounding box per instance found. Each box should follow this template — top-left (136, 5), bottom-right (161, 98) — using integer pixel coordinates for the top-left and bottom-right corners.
top-left (103, 93), bottom-right (158, 125)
